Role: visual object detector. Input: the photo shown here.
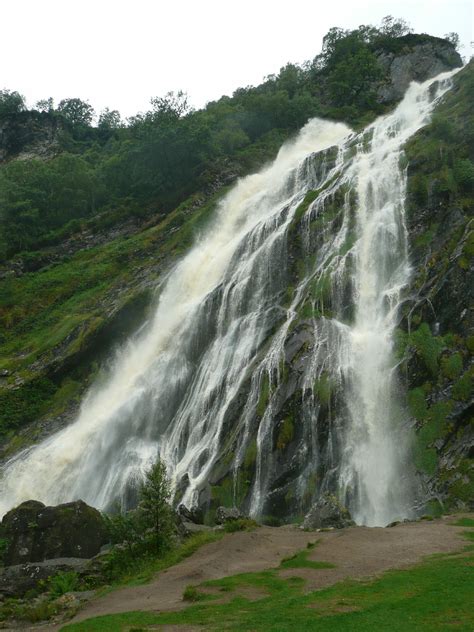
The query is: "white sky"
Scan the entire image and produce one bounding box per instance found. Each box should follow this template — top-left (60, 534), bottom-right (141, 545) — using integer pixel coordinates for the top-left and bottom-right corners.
top-left (2, 0), bottom-right (472, 119)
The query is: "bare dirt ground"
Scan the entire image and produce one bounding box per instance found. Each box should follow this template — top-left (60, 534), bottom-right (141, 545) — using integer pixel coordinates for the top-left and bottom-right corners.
top-left (50, 514), bottom-right (469, 630)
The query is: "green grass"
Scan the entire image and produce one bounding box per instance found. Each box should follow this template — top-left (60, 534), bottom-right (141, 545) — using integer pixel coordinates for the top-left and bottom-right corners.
top-left (223, 518), bottom-right (259, 533)
top-left (279, 546), bottom-right (336, 570)
top-left (0, 187), bottom-right (229, 439)
top-left (61, 524), bottom-right (474, 632)
top-left (96, 530), bottom-right (225, 592)
top-left (182, 585), bottom-right (212, 602)
top-left (61, 550), bottom-right (474, 631)
top-left (0, 188), bottom-right (225, 372)
top-left (454, 518), bottom-right (474, 528)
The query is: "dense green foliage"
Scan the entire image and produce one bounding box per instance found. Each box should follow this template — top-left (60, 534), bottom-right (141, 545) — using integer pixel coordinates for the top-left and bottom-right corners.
top-left (0, 19), bottom-right (449, 261)
top-left (103, 459), bottom-right (175, 579)
top-left (0, 90), bottom-right (26, 118)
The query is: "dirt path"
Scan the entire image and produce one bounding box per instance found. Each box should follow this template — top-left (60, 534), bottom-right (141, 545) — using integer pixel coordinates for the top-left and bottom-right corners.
top-left (54, 515), bottom-right (468, 630)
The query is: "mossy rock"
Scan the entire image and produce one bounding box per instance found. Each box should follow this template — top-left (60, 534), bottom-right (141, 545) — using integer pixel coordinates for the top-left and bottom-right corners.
top-left (1, 499), bottom-right (108, 565)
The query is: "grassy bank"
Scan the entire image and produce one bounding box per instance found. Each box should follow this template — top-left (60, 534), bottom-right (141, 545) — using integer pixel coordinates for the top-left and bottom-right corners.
top-left (62, 522), bottom-right (474, 631)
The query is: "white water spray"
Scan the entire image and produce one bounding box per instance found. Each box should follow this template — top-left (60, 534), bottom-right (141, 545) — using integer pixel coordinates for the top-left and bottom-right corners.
top-left (0, 70), bottom-right (458, 524)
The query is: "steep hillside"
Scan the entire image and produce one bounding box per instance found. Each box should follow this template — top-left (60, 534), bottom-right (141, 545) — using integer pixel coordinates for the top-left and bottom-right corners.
top-left (197, 63), bottom-right (473, 522)
top-left (400, 60), bottom-right (474, 511)
top-left (0, 26), bottom-right (468, 521)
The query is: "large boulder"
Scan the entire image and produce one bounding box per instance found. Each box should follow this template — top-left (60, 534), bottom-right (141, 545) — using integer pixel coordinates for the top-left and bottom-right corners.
top-left (0, 558), bottom-right (88, 598)
top-left (303, 494), bottom-right (354, 530)
top-left (215, 506), bottom-right (243, 524)
top-left (177, 503), bottom-right (204, 525)
top-left (177, 519), bottom-right (213, 538)
top-left (1, 499), bottom-right (108, 565)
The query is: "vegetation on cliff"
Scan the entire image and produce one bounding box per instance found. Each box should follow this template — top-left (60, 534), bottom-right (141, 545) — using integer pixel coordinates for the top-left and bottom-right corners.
top-left (0, 20), bottom-right (468, 516)
top-left (400, 59), bottom-right (473, 510)
top-left (0, 17), bottom-right (452, 261)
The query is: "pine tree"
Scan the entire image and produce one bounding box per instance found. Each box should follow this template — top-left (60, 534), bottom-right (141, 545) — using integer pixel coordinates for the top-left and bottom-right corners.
top-left (139, 460), bottom-right (175, 552)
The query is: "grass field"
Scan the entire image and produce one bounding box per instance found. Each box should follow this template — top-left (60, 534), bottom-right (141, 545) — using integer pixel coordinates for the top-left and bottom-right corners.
top-left (62, 524), bottom-right (474, 632)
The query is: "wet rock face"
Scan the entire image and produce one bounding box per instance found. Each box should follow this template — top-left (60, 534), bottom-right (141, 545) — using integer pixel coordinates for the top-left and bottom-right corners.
top-left (177, 503), bottom-right (204, 525)
top-left (1, 499), bottom-right (108, 565)
top-left (376, 41), bottom-right (462, 103)
top-left (303, 494), bottom-right (354, 530)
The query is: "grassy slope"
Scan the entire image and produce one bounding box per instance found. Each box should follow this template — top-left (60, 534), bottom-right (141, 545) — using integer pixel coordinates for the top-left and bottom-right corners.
top-left (0, 187), bottom-right (230, 447)
top-left (0, 129), bottom-right (291, 448)
top-left (62, 522), bottom-right (474, 632)
top-left (400, 61), bottom-right (474, 508)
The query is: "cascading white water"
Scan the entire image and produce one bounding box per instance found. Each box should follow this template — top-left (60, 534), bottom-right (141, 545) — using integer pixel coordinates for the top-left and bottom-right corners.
top-left (0, 70), bottom-right (459, 524)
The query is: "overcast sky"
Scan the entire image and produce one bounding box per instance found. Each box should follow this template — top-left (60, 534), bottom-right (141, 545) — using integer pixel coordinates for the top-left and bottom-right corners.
top-left (2, 0), bottom-right (472, 119)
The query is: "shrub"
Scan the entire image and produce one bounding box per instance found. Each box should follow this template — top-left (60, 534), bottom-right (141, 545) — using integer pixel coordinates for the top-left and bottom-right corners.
top-left (103, 510), bottom-right (142, 550)
top-left (261, 515), bottom-right (283, 527)
top-left (183, 585), bottom-right (207, 602)
top-left (48, 571), bottom-right (79, 597)
top-left (223, 518), bottom-right (259, 533)
top-left (441, 353), bottom-right (463, 380)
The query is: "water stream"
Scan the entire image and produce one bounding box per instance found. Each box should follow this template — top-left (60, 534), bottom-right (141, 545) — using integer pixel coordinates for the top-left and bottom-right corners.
top-left (0, 70), bottom-right (458, 525)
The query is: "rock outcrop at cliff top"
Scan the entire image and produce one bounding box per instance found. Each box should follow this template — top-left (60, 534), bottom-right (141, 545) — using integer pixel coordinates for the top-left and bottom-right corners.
top-left (0, 110), bottom-right (63, 163)
top-left (375, 36), bottom-right (462, 103)
top-left (0, 499), bottom-right (108, 566)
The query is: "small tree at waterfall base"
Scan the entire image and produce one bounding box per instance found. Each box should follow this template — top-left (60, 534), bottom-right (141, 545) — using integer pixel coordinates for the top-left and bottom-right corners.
top-left (139, 459), bottom-right (175, 553)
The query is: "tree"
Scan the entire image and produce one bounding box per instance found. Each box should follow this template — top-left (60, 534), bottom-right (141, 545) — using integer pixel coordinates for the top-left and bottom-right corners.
top-left (35, 97), bottom-right (54, 112)
top-left (318, 27), bottom-right (349, 68)
top-left (57, 98), bottom-right (94, 126)
top-left (138, 460), bottom-right (175, 552)
top-left (98, 108), bottom-right (123, 130)
top-left (276, 63), bottom-right (303, 98)
top-left (150, 90), bottom-right (191, 121)
top-left (444, 32), bottom-right (460, 50)
top-left (103, 510), bottom-right (142, 552)
top-left (380, 15), bottom-right (412, 38)
top-left (0, 89), bottom-right (26, 118)
top-left (327, 39), bottom-right (383, 107)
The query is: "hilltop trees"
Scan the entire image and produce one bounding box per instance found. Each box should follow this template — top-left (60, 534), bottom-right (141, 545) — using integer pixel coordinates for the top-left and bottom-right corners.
top-left (0, 18), bottom-right (461, 262)
top-left (0, 90), bottom-right (26, 118)
top-left (98, 108), bottom-right (123, 130)
top-left (57, 98), bottom-right (95, 127)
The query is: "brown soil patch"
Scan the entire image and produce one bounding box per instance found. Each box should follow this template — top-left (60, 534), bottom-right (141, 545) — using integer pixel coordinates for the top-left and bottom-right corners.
top-left (47, 515), bottom-right (469, 630)
top-left (278, 518), bottom-right (468, 590)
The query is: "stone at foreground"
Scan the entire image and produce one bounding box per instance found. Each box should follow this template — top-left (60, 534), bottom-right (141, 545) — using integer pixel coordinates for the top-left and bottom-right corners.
top-left (178, 520), bottom-right (214, 537)
top-left (0, 557), bottom-right (88, 597)
top-left (1, 499), bottom-right (108, 565)
top-left (177, 503), bottom-right (204, 525)
top-left (303, 494), bottom-right (355, 530)
top-left (215, 506), bottom-right (244, 524)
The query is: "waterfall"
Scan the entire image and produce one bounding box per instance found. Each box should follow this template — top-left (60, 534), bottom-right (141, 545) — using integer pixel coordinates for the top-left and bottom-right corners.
top-left (0, 70), bottom-right (458, 525)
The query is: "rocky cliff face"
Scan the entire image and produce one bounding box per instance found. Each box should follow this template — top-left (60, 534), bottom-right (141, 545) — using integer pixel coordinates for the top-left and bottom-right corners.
top-left (198, 60), bottom-right (471, 522)
top-left (0, 39), bottom-right (469, 521)
top-left (375, 36), bottom-right (462, 103)
top-left (0, 111), bottom-right (63, 163)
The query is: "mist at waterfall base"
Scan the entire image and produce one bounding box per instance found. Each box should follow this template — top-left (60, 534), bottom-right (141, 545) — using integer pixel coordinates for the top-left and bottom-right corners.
top-left (0, 70), bottom-right (459, 526)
